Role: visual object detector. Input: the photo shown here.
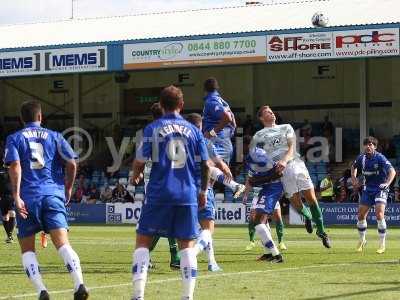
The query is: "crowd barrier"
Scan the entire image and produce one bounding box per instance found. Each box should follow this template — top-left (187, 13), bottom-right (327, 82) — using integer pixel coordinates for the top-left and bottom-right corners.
top-left (66, 203), bottom-right (400, 225)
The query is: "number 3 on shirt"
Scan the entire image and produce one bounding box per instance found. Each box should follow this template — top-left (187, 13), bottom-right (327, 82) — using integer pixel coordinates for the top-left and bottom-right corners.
top-left (167, 138), bottom-right (187, 169)
top-left (29, 142), bottom-right (45, 169)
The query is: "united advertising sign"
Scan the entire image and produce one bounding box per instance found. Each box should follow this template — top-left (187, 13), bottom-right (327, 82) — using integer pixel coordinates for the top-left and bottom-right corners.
top-left (123, 36), bottom-right (266, 69)
top-left (0, 46), bottom-right (107, 77)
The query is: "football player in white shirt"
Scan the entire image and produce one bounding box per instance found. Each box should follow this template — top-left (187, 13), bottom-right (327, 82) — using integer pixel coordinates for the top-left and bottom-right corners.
top-left (251, 106), bottom-right (331, 248)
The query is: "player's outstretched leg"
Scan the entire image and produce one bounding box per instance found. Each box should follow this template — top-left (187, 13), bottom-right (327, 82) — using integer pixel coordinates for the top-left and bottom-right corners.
top-left (206, 236), bottom-right (221, 272)
top-left (179, 247), bottom-right (198, 300)
top-left (276, 219), bottom-right (286, 251)
top-left (52, 229), bottom-right (88, 300)
top-left (210, 167), bottom-right (245, 198)
top-left (132, 247), bottom-right (150, 300)
top-left (377, 219), bottom-right (387, 254)
top-left (255, 222), bottom-right (282, 263)
top-left (302, 189), bottom-right (331, 248)
top-left (194, 228), bottom-right (221, 271)
top-left (168, 238), bottom-right (180, 269)
top-left (356, 204), bottom-right (370, 252)
top-left (58, 244), bottom-right (88, 299)
top-left (245, 219), bottom-right (257, 251)
top-left (291, 192), bottom-right (313, 234)
top-left (3, 217), bottom-right (15, 243)
top-left (22, 250), bottom-right (48, 299)
top-left (273, 204), bottom-right (286, 251)
top-left (356, 220), bottom-right (367, 252)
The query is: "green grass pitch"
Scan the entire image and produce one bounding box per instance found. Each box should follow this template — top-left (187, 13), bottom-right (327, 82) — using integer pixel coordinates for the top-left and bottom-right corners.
top-left (1, 226), bottom-right (400, 299)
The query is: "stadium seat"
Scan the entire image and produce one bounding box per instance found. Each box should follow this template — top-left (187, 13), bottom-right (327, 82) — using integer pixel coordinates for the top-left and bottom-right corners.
top-left (215, 193), bottom-right (224, 203)
top-left (127, 184), bottom-right (135, 194)
top-left (119, 178), bottom-right (128, 185)
top-left (135, 193), bottom-right (145, 202)
top-left (224, 190), bottom-right (234, 202)
top-left (135, 185), bottom-right (145, 193)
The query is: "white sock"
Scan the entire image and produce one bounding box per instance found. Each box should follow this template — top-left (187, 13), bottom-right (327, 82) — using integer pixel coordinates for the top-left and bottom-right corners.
top-left (206, 237), bottom-right (217, 266)
top-left (377, 219), bottom-right (387, 245)
top-left (132, 247), bottom-right (149, 300)
top-left (265, 222), bottom-right (271, 231)
top-left (58, 244), bottom-right (84, 291)
top-left (210, 167), bottom-right (239, 191)
top-left (255, 224), bottom-right (279, 256)
top-left (194, 230), bottom-right (211, 256)
top-left (180, 248), bottom-right (197, 300)
top-left (357, 220), bottom-right (367, 242)
top-left (22, 251), bottom-right (46, 294)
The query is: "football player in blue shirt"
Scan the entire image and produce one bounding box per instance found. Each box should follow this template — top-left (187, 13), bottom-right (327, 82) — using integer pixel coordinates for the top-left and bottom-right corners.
top-left (131, 86), bottom-right (210, 300)
top-left (351, 136), bottom-right (396, 254)
top-left (242, 147), bottom-right (283, 263)
top-left (202, 77), bottom-right (236, 165)
top-left (4, 101), bottom-right (88, 300)
top-left (186, 113), bottom-right (243, 272)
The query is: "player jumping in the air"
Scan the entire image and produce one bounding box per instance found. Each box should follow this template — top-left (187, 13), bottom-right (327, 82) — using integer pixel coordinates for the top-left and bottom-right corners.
top-left (131, 86), bottom-right (211, 300)
top-left (252, 106), bottom-right (331, 248)
top-left (186, 113), bottom-right (241, 272)
top-left (351, 136), bottom-right (396, 254)
top-left (4, 101), bottom-right (88, 300)
top-left (242, 146), bottom-right (283, 263)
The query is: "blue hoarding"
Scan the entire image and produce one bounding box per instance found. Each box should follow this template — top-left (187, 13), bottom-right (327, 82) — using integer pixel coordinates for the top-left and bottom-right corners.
top-left (67, 203), bottom-right (106, 223)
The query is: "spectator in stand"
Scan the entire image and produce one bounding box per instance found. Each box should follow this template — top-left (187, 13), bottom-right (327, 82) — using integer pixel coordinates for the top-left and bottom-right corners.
top-left (100, 187), bottom-right (113, 203)
top-left (86, 184), bottom-right (100, 204)
top-left (319, 173), bottom-right (334, 202)
top-left (335, 169), bottom-right (350, 202)
top-left (76, 174), bottom-right (88, 191)
top-left (243, 114), bottom-right (255, 135)
top-left (301, 119), bottom-right (312, 137)
top-left (300, 119), bottom-right (312, 159)
top-left (78, 161), bottom-right (93, 178)
top-left (112, 183), bottom-right (134, 203)
top-left (72, 185), bottom-right (85, 203)
top-left (275, 112), bottom-right (283, 125)
top-left (322, 116), bottom-right (334, 138)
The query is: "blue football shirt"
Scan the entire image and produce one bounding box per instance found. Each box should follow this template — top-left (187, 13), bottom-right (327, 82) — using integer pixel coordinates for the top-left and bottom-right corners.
top-left (4, 122), bottom-right (76, 201)
top-left (137, 113), bottom-right (209, 205)
top-left (352, 151), bottom-right (393, 192)
top-left (246, 147), bottom-right (280, 186)
top-left (202, 91), bottom-right (235, 138)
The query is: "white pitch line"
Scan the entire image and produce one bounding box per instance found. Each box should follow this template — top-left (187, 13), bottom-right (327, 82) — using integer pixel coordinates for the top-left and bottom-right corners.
top-left (2, 261), bottom-right (394, 299)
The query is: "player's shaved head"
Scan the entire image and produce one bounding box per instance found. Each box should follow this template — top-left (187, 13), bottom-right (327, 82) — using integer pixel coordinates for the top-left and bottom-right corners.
top-left (204, 77), bottom-right (219, 93)
top-left (186, 113), bottom-right (202, 129)
top-left (20, 100), bottom-right (42, 123)
top-left (160, 85), bottom-right (183, 112)
top-left (150, 102), bottom-right (163, 120)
